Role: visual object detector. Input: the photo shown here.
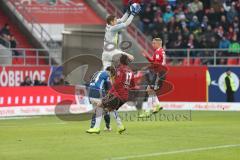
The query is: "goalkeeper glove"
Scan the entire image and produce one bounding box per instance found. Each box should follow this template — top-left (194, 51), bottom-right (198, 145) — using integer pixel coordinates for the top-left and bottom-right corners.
top-left (130, 3), bottom-right (142, 16)
top-left (127, 0), bottom-right (133, 14)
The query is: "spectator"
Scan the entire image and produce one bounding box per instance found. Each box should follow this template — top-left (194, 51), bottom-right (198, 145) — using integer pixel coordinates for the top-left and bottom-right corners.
top-left (219, 15), bottom-right (229, 31)
top-left (236, 0), bottom-right (240, 13)
top-left (139, 4), bottom-right (154, 33)
top-left (175, 6), bottom-right (186, 22)
top-left (217, 26), bottom-right (225, 39)
top-left (159, 27), bottom-right (169, 47)
top-left (200, 37), bottom-right (208, 48)
top-left (223, 0), bottom-right (232, 12)
top-left (188, 0), bottom-right (203, 14)
top-left (189, 15), bottom-right (200, 32)
top-left (10, 35), bottom-right (20, 56)
top-left (232, 16), bottom-right (239, 33)
top-left (203, 25), bottom-right (216, 40)
top-left (20, 76), bottom-right (32, 86)
top-left (33, 77), bottom-right (47, 86)
top-left (33, 77), bottom-right (41, 86)
top-left (188, 0), bottom-right (204, 20)
top-left (226, 26), bottom-right (234, 40)
top-left (163, 5), bottom-right (174, 23)
top-left (206, 7), bottom-right (218, 27)
top-left (150, 0), bottom-right (161, 13)
top-left (151, 14), bottom-right (165, 36)
top-left (229, 33), bottom-right (240, 54)
top-left (187, 34), bottom-right (196, 49)
top-left (218, 6), bottom-right (227, 20)
top-left (211, 0), bottom-right (222, 13)
top-left (219, 36), bottom-right (231, 49)
top-left (168, 0), bottom-right (176, 7)
top-left (182, 26), bottom-right (190, 41)
top-left (218, 35), bottom-right (230, 62)
top-left (208, 37), bottom-right (219, 48)
top-left (0, 23), bottom-right (10, 37)
top-left (226, 2), bottom-right (238, 23)
top-left (184, 6), bottom-right (194, 22)
top-left (201, 15), bottom-right (209, 31)
top-left (134, 0), bottom-right (240, 60)
top-left (172, 34), bottom-right (185, 57)
top-left (167, 17), bottom-right (178, 34)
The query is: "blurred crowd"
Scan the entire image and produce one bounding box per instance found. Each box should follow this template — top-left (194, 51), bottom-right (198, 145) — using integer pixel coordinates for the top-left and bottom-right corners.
top-left (20, 75), bottom-right (69, 86)
top-left (20, 76), bottom-right (47, 86)
top-left (122, 0), bottom-right (240, 64)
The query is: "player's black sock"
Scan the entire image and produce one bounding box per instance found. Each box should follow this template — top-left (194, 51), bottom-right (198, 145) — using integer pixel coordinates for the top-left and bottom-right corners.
top-left (104, 113), bottom-right (111, 129)
top-left (90, 113), bottom-right (96, 128)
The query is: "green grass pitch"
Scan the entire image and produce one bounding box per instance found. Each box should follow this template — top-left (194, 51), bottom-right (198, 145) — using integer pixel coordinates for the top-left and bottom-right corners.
top-left (0, 111), bottom-right (240, 160)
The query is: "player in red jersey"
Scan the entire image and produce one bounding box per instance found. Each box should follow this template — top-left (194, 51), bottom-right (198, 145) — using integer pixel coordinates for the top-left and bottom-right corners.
top-left (143, 38), bottom-right (166, 65)
top-left (139, 38), bottom-right (166, 118)
top-left (87, 54), bottom-right (135, 134)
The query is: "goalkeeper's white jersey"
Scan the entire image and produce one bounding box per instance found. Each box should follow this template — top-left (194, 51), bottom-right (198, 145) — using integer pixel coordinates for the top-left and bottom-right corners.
top-left (103, 12), bottom-right (134, 50)
top-left (103, 22), bottom-right (125, 49)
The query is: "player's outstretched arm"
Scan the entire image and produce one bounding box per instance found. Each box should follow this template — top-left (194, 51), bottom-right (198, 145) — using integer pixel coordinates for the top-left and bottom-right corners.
top-left (111, 3), bottom-right (141, 32)
top-left (117, 0), bottom-right (133, 23)
top-left (110, 15), bottom-right (134, 32)
top-left (117, 12), bottom-right (130, 23)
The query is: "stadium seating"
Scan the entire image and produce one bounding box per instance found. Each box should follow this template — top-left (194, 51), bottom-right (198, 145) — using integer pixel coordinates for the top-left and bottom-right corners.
top-left (193, 58), bottom-right (201, 66)
top-left (227, 58), bottom-right (238, 65)
top-left (183, 58), bottom-right (194, 65)
top-left (0, 9), bottom-right (47, 65)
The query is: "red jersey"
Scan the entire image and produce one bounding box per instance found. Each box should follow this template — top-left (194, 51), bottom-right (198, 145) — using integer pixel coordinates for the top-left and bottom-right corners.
top-left (146, 48), bottom-right (166, 65)
top-left (109, 64), bottom-right (135, 101)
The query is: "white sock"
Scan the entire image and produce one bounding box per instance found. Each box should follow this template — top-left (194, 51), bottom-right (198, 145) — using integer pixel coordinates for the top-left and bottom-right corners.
top-left (93, 107), bottom-right (103, 129)
top-left (153, 95), bottom-right (160, 106)
top-left (112, 111), bottom-right (122, 127)
top-left (147, 95), bottom-right (154, 111)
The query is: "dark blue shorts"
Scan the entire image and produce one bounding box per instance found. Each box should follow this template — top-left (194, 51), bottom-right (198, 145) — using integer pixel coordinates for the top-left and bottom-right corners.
top-left (88, 87), bottom-right (106, 99)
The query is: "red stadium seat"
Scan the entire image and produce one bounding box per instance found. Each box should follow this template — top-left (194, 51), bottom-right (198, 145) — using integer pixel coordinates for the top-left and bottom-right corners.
top-left (183, 58), bottom-right (194, 66)
top-left (227, 58), bottom-right (238, 65)
top-left (182, 58), bottom-right (188, 65)
top-left (0, 8), bottom-right (47, 65)
top-left (193, 58), bottom-right (201, 65)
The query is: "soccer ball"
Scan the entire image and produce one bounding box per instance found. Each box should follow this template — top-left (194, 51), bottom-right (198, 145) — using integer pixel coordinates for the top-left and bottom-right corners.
top-left (130, 3), bottom-right (141, 12)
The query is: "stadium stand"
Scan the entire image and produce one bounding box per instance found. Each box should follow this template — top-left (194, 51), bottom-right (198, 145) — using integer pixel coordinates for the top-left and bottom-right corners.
top-left (0, 8), bottom-right (47, 65)
top-left (101, 0), bottom-right (239, 65)
top-left (136, 0), bottom-right (240, 50)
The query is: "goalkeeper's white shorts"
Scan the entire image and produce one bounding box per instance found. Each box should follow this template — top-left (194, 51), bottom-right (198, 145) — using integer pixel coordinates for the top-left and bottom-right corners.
top-left (102, 49), bottom-right (129, 70)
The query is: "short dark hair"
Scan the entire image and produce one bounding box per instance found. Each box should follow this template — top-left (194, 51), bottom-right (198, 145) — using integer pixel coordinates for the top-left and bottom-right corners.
top-left (106, 66), bottom-right (116, 77)
top-left (106, 15), bottom-right (116, 25)
top-left (120, 54), bottom-right (129, 65)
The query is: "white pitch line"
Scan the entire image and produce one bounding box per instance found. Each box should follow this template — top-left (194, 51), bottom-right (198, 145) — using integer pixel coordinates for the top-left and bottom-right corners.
top-left (106, 144), bottom-right (240, 160)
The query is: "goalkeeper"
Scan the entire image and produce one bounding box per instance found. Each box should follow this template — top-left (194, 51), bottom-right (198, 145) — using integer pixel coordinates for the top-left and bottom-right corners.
top-left (102, 1), bottom-right (141, 69)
